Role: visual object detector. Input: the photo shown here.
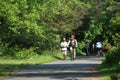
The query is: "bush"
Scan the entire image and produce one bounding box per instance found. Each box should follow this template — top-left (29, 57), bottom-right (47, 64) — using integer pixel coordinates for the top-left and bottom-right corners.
top-left (0, 43), bottom-right (16, 57)
top-left (0, 43), bottom-right (38, 59)
top-left (76, 42), bottom-right (86, 56)
top-left (14, 48), bottom-right (38, 59)
top-left (104, 47), bottom-right (120, 65)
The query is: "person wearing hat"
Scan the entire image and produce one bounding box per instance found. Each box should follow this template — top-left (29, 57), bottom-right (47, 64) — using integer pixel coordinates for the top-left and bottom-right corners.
top-left (60, 38), bottom-right (68, 60)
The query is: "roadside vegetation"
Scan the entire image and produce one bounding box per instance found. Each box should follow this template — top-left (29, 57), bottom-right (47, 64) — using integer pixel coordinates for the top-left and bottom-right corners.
top-left (0, 0), bottom-right (120, 79)
top-left (99, 46), bottom-right (120, 80)
top-left (0, 49), bottom-right (63, 78)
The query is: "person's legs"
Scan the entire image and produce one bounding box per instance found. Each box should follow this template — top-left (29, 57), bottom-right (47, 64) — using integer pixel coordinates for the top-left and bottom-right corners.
top-left (63, 53), bottom-right (65, 60)
top-left (64, 50), bottom-right (67, 60)
top-left (73, 48), bottom-right (76, 58)
top-left (70, 47), bottom-right (74, 61)
top-left (96, 48), bottom-right (99, 56)
top-left (84, 48), bottom-right (87, 56)
top-left (62, 50), bottom-right (66, 60)
top-left (85, 48), bottom-right (89, 56)
top-left (97, 48), bottom-right (101, 56)
top-left (86, 48), bottom-right (89, 56)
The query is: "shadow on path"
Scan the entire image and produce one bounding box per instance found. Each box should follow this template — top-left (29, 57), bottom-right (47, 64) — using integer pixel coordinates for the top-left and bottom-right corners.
top-left (4, 56), bottom-right (104, 80)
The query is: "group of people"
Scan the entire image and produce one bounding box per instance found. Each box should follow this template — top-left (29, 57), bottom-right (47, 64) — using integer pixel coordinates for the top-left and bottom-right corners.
top-left (60, 35), bottom-right (109, 60)
top-left (84, 41), bottom-right (109, 56)
top-left (60, 35), bottom-right (78, 61)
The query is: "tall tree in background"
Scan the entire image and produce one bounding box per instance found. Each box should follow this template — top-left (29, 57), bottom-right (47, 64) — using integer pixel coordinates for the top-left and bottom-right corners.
top-left (0, 0), bottom-right (120, 57)
top-left (0, 0), bottom-right (91, 55)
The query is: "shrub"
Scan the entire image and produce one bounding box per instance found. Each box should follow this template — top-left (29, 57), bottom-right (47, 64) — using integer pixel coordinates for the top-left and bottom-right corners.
top-left (0, 43), bottom-right (16, 57)
top-left (104, 47), bottom-right (120, 65)
top-left (76, 42), bottom-right (86, 56)
top-left (14, 48), bottom-right (38, 59)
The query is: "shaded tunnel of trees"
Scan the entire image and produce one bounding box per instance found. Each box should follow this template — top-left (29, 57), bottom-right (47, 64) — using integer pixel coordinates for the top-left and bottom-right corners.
top-left (0, 0), bottom-right (120, 63)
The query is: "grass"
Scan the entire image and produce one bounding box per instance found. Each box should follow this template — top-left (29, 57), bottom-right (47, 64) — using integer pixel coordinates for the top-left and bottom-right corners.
top-left (99, 62), bottom-right (120, 80)
top-left (0, 50), bottom-right (63, 79)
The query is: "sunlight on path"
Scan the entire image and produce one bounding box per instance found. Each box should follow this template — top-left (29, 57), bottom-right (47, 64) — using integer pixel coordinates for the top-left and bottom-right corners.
top-left (4, 56), bottom-right (104, 80)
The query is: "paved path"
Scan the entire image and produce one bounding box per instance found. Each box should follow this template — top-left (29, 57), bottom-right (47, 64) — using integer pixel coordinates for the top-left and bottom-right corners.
top-left (4, 56), bottom-right (104, 80)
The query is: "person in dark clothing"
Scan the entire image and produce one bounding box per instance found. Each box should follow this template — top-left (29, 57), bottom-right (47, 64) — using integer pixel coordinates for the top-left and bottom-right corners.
top-left (68, 35), bottom-right (78, 61)
top-left (84, 42), bottom-right (89, 56)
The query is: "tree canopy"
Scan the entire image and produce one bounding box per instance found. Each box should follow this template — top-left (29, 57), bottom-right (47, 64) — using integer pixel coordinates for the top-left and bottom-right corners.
top-left (0, 0), bottom-right (120, 59)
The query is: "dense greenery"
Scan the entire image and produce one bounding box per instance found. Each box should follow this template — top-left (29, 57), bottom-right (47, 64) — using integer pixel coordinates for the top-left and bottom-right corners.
top-left (0, 0), bottom-right (120, 78)
top-left (0, 50), bottom-right (63, 77)
top-left (0, 0), bottom-right (91, 57)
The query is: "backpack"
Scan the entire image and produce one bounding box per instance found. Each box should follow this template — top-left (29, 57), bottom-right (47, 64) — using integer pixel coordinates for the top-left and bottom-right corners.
top-left (69, 39), bottom-right (77, 48)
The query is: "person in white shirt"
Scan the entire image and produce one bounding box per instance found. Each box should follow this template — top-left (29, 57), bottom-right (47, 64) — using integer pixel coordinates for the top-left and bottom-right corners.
top-left (96, 41), bottom-right (102, 56)
top-left (60, 38), bottom-right (68, 60)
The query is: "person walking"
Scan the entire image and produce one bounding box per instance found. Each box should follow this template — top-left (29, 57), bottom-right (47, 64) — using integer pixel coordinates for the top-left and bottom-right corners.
top-left (103, 44), bottom-right (108, 53)
top-left (92, 43), bottom-right (95, 54)
top-left (68, 35), bottom-right (78, 61)
top-left (96, 41), bottom-right (102, 56)
top-left (84, 42), bottom-right (89, 56)
top-left (60, 38), bottom-right (68, 60)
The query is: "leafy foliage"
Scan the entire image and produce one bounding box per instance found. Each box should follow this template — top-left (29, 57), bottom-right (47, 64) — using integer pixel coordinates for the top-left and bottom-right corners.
top-left (0, 0), bottom-right (120, 60)
top-left (104, 47), bottom-right (120, 65)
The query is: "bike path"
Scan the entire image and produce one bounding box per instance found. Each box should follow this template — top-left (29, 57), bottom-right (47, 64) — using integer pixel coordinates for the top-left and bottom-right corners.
top-left (4, 56), bottom-right (104, 80)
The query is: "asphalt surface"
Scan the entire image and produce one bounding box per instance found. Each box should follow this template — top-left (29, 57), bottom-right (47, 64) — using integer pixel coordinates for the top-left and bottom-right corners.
top-left (4, 56), bottom-right (104, 80)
